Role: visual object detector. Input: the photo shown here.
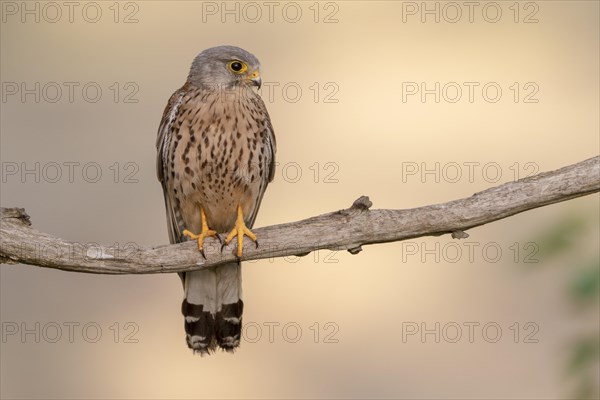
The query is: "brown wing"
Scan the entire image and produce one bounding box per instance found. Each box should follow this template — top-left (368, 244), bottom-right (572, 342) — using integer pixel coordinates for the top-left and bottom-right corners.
top-left (246, 95), bottom-right (277, 229)
top-left (156, 87), bottom-right (187, 245)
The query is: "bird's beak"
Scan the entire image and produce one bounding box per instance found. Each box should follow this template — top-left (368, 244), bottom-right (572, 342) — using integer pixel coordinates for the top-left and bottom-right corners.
top-left (247, 70), bottom-right (262, 89)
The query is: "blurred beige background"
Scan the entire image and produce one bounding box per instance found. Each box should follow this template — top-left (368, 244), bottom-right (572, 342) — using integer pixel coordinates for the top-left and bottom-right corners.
top-left (1, 1), bottom-right (598, 399)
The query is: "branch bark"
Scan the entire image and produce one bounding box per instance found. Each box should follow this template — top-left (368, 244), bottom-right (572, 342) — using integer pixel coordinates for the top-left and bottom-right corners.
top-left (1, 156), bottom-right (599, 274)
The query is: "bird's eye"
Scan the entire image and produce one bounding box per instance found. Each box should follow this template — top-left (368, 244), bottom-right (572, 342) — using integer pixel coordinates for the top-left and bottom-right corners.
top-left (228, 61), bottom-right (248, 74)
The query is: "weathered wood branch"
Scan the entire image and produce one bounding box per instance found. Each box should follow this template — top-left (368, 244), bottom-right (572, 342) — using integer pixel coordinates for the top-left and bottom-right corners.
top-left (1, 156), bottom-right (598, 274)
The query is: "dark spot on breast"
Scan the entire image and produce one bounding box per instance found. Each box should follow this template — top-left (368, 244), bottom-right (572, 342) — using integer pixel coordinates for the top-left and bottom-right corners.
top-left (183, 142), bottom-right (191, 158)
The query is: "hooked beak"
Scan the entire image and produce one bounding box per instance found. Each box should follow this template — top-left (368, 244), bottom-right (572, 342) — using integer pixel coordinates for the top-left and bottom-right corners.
top-left (247, 70), bottom-right (262, 89)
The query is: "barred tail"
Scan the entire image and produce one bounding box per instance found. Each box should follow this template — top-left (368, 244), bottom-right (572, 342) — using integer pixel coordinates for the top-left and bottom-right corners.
top-left (215, 262), bottom-right (243, 351)
top-left (182, 269), bottom-right (217, 354)
top-left (181, 263), bottom-right (243, 354)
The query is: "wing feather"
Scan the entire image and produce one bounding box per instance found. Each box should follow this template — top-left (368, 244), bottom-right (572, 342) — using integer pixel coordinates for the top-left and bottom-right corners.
top-left (246, 97), bottom-right (277, 228)
top-left (156, 88), bottom-right (186, 244)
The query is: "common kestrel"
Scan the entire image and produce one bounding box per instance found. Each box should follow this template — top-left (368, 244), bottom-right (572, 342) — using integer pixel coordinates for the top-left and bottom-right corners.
top-left (156, 46), bottom-right (276, 354)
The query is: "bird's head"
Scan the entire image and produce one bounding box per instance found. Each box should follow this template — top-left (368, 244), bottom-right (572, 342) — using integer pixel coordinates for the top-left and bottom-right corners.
top-left (187, 45), bottom-right (262, 90)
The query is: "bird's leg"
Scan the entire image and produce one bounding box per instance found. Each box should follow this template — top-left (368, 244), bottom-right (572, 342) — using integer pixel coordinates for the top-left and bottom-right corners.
top-left (223, 205), bottom-right (258, 258)
top-left (183, 207), bottom-right (218, 259)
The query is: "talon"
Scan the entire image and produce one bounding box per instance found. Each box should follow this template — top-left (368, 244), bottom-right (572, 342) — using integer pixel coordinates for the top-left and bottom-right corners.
top-left (224, 205), bottom-right (258, 258)
top-left (182, 207), bottom-right (217, 257)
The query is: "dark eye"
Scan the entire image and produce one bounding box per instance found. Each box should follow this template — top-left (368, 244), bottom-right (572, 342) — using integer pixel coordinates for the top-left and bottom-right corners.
top-left (228, 60), bottom-right (248, 74)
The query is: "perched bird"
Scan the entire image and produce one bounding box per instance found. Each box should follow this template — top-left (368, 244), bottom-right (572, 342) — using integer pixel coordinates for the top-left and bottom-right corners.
top-left (156, 46), bottom-right (276, 354)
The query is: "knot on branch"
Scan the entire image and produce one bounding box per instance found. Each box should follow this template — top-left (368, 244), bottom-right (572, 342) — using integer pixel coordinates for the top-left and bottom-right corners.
top-left (339, 196), bottom-right (372, 218)
top-left (0, 207), bottom-right (31, 226)
top-left (451, 230), bottom-right (470, 239)
top-left (347, 246), bottom-right (362, 255)
top-left (351, 196), bottom-right (372, 211)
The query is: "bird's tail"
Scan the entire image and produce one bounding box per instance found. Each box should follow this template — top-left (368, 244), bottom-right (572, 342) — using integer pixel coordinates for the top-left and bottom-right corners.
top-left (215, 262), bottom-right (243, 351)
top-left (182, 268), bottom-right (218, 354)
top-left (181, 262), bottom-right (243, 354)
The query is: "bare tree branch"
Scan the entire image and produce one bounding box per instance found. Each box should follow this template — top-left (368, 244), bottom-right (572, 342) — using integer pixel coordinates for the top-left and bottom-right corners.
top-left (1, 156), bottom-right (598, 274)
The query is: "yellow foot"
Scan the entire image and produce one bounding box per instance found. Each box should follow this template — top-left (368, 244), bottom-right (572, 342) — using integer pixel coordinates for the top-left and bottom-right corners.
top-left (223, 205), bottom-right (258, 258)
top-left (183, 207), bottom-right (218, 258)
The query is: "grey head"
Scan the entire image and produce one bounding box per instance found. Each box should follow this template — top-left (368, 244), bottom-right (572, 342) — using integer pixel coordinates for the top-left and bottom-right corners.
top-left (187, 45), bottom-right (262, 90)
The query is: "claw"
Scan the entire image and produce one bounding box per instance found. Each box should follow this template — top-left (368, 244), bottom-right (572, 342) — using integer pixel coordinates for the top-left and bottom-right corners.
top-left (182, 207), bottom-right (217, 258)
top-left (223, 205), bottom-right (258, 257)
